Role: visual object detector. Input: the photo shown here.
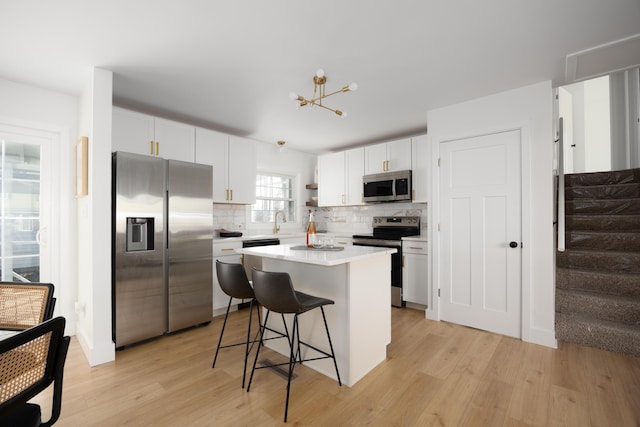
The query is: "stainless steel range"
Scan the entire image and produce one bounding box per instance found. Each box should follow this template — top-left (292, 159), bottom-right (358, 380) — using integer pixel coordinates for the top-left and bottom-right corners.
top-left (352, 216), bottom-right (420, 307)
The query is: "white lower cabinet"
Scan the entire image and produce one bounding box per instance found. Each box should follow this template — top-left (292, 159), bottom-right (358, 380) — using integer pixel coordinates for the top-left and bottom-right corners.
top-left (212, 240), bottom-right (243, 313)
top-left (402, 239), bottom-right (428, 305)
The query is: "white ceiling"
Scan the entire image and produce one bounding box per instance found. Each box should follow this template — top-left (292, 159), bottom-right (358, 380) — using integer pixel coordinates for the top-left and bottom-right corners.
top-left (1, 1), bottom-right (639, 153)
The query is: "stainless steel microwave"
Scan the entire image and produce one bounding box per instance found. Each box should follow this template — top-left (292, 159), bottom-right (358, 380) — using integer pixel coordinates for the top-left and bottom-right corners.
top-left (363, 170), bottom-right (412, 203)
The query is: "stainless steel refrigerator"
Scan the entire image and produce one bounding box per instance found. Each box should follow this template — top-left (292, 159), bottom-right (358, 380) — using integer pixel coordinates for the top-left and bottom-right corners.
top-left (112, 152), bottom-right (213, 348)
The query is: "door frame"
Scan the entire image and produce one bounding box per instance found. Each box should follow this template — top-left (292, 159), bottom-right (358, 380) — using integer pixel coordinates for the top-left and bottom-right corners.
top-left (0, 116), bottom-right (67, 320)
top-left (429, 121), bottom-right (532, 341)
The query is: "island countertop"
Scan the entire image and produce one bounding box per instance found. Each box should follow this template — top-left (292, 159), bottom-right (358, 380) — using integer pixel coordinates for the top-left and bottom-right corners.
top-left (236, 243), bottom-right (397, 267)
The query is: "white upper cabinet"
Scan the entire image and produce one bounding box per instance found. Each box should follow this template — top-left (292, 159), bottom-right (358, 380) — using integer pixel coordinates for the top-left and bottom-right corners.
top-left (195, 128), bottom-right (256, 204)
top-left (112, 107), bottom-right (195, 162)
top-left (318, 147), bottom-right (364, 207)
top-left (411, 134), bottom-right (430, 203)
top-left (345, 147), bottom-right (365, 205)
top-left (318, 151), bottom-right (345, 206)
top-left (153, 118), bottom-right (195, 162)
top-left (227, 136), bottom-right (256, 205)
top-left (364, 138), bottom-right (412, 174)
top-left (194, 128), bottom-right (228, 202)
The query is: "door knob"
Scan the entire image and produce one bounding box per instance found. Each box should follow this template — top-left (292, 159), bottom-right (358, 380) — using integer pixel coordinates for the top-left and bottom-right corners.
top-left (509, 241), bottom-right (518, 248)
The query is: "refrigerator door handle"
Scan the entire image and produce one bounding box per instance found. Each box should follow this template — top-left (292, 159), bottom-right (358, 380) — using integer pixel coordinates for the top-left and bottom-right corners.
top-left (165, 190), bottom-right (170, 249)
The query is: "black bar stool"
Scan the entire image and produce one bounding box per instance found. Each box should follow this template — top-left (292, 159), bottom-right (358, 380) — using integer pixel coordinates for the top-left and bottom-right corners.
top-left (212, 260), bottom-right (289, 388)
top-left (247, 268), bottom-right (341, 423)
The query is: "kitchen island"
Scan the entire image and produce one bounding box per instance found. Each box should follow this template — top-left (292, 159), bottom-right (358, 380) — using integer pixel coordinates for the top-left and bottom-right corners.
top-left (236, 243), bottom-right (396, 387)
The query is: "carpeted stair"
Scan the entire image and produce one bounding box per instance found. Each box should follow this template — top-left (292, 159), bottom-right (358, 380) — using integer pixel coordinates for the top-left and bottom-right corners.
top-left (556, 168), bottom-right (640, 357)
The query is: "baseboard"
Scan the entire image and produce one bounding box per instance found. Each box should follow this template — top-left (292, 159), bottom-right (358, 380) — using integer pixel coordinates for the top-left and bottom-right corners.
top-left (525, 326), bottom-right (558, 349)
top-left (75, 323), bottom-right (116, 367)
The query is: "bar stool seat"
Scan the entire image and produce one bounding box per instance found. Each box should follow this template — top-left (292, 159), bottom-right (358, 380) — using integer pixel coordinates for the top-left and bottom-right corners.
top-left (247, 268), bottom-right (341, 422)
top-left (212, 260), bottom-right (289, 388)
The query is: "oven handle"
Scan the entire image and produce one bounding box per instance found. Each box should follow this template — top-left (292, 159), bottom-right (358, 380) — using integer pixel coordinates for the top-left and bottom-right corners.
top-left (353, 240), bottom-right (401, 248)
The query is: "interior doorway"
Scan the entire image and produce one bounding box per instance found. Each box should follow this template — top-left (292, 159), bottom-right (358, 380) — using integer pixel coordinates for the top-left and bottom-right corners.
top-left (438, 129), bottom-right (522, 338)
top-left (558, 67), bottom-right (640, 173)
top-left (0, 126), bottom-right (54, 285)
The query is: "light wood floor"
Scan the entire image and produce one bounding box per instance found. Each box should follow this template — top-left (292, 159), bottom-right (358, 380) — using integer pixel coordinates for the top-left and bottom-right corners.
top-left (34, 308), bottom-right (640, 426)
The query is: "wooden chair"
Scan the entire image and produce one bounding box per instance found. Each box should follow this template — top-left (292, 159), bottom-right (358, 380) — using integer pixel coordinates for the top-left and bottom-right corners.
top-left (0, 283), bottom-right (55, 330)
top-left (0, 316), bottom-right (70, 426)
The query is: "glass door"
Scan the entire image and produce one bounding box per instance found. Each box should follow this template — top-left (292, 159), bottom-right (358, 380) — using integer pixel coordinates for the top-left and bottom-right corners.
top-left (0, 136), bottom-right (45, 282)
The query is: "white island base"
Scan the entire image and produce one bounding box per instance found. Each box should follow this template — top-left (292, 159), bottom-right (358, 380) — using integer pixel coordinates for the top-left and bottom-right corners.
top-left (238, 244), bottom-right (393, 387)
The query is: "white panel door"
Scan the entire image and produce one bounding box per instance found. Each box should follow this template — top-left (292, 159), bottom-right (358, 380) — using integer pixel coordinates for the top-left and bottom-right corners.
top-left (439, 130), bottom-right (522, 338)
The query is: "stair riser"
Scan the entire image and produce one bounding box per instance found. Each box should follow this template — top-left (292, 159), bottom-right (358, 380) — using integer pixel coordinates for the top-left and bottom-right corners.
top-left (556, 289), bottom-right (640, 324)
top-left (557, 269), bottom-right (640, 298)
top-left (556, 251), bottom-right (640, 273)
top-left (565, 199), bottom-right (640, 215)
top-left (555, 313), bottom-right (640, 357)
top-left (565, 232), bottom-right (640, 252)
top-left (565, 184), bottom-right (640, 200)
top-left (565, 169), bottom-right (640, 187)
top-left (566, 215), bottom-right (640, 232)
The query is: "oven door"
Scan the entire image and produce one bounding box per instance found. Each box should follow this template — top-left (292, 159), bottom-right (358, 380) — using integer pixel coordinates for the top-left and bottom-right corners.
top-left (352, 239), bottom-right (404, 307)
top-left (363, 178), bottom-right (394, 202)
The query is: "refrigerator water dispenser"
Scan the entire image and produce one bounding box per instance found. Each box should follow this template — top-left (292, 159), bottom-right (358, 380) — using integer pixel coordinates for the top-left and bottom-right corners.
top-left (126, 217), bottom-right (154, 251)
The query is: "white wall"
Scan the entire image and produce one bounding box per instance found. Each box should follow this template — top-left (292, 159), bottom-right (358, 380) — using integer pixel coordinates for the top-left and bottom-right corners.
top-left (76, 68), bottom-right (115, 366)
top-left (584, 77), bottom-right (611, 171)
top-left (427, 81), bottom-right (556, 348)
top-left (0, 77), bottom-right (77, 335)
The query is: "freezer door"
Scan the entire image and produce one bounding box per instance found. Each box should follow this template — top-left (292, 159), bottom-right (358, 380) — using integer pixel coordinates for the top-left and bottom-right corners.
top-left (113, 152), bottom-right (167, 348)
top-left (167, 160), bottom-right (213, 332)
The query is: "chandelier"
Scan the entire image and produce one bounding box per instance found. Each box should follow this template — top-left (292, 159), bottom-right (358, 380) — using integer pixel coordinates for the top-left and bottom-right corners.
top-left (289, 69), bottom-right (357, 117)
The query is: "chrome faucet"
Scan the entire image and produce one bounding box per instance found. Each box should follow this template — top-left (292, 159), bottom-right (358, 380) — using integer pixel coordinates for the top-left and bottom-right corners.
top-left (273, 210), bottom-right (287, 234)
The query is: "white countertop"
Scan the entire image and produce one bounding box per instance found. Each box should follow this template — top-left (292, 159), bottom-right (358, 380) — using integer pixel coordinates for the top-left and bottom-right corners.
top-left (236, 243), bottom-right (397, 267)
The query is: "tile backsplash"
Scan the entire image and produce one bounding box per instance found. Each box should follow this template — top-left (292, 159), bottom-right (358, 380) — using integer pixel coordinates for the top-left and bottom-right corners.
top-left (314, 203), bottom-right (427, 235)
top-left (213, 202), bottom-right (428, 236)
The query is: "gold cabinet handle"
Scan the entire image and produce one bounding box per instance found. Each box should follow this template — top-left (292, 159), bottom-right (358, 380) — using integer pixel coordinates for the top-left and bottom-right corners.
top-left (229, 189), bottom-right (233, 201)
top-left (408, 246), bottom-right (424, 251)
top-left (156, 141), bottom-right (159, 156)
top-left (149, 141), bottom-right (154, 155)
top-left (220, 248), bottom-right (234, 252)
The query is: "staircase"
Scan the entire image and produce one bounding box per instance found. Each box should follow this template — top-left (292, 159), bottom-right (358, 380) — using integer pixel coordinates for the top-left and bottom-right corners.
top-left (556, 168), bottom-right (640, 357)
